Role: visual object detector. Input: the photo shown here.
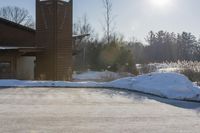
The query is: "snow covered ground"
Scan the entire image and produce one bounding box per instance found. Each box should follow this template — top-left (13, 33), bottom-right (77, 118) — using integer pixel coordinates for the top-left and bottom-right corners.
top-left (0, 72), bottom-right (200, 102)
top-left (153, 63), bottom-right (183, 73)
top-left (137, 61), bottom-right (200, 74)
top-left (136, 63), bottom-right (183, 74)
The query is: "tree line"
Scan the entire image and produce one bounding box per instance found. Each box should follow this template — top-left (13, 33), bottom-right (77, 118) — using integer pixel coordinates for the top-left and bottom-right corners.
top-left (74, 16), bottom-right (200, 74)
top-left (142, 31), bottom-right (200, 63)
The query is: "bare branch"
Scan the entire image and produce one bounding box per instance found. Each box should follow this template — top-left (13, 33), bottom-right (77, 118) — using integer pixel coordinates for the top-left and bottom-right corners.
top-left (0, 6), bottom-right (35, 29)
top-left (102, 0), bottom-right (116, 45)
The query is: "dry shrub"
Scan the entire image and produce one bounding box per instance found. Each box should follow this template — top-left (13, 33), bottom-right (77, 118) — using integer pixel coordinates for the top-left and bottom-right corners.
top-left (180, 69), bottom-right (200, 82)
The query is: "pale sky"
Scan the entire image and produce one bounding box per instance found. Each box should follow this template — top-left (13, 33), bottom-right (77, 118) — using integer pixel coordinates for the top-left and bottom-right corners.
top-left (0, 0), bottom-right (200, 42)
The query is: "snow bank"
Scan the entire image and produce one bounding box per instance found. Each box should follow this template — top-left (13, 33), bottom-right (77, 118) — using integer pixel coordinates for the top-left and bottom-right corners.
top-left (0, 72), bottom-right (200, 102)
top-left (107, 73), bottom-right (200, 101)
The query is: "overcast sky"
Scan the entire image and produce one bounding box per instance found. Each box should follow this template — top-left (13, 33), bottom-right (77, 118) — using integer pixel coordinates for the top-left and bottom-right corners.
top-left (0, 0), bottom-right (200, 42)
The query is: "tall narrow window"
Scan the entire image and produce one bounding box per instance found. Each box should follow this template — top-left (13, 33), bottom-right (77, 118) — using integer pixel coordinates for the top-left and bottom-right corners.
top-left (0, 62), bottom-right (11, 79)
top-left (0, 62), bottom-right (11, 73)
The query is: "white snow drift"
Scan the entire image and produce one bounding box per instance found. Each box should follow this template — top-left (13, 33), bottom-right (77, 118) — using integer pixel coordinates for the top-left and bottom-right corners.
top-left (0, 72), bottom-right (200, 102)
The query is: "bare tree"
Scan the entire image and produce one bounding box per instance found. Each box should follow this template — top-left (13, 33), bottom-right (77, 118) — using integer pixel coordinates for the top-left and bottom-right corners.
top-left (73, 15), bottom-right (94, 69)
top-left (102, 0), bottom-right (115, 45)
top-left (74, 15), bottom-right (93, 37)
top-left (0, 6), bottom-right (34, 28)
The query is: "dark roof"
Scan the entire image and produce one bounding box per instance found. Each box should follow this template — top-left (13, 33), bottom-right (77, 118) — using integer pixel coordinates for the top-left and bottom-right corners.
top-left (0, 46), bottom-right (44, 56)
top-left (0, 17), bottom-right (90, 39)
top-left (0, 17), bottom-right (35, 33)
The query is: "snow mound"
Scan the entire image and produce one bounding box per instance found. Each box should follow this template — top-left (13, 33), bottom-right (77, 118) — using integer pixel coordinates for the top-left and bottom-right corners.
top-left (107, 73), bottom-right (200, 101)
top-left (0, 72), bottom-right (200, 102)
top-left (73, 71), bottom-right (132, 81)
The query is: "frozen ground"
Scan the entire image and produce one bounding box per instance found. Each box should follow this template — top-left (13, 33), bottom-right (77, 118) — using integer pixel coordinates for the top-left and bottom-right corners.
top-left (0, 87), bottom-right (200, 133)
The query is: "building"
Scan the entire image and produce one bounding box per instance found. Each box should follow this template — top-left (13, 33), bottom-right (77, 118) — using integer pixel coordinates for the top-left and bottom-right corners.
top-left (0, 0), bottom-right (73, 81)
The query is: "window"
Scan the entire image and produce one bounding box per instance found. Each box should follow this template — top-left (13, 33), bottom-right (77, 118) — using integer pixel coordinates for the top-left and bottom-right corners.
top-left (0, 62), bottom-right (11, 73)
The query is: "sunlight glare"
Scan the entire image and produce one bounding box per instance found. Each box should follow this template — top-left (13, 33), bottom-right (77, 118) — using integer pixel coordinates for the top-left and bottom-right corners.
top-left (150, 0), bottom-right (172, 9)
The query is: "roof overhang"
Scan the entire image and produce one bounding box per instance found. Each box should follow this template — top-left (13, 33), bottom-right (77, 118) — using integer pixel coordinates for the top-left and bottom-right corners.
top-left (73, 34), bottom-right (90, 40)
top-left (0, 46), bottom-right (44, 56)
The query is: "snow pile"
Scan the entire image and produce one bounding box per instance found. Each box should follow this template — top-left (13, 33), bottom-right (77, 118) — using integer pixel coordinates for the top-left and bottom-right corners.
top-left (73, 71), bottom-right (133, 81)
top-left (0, 72), bottom-right (200, 102)
top-left (107, 73), bottom-right (200, 101)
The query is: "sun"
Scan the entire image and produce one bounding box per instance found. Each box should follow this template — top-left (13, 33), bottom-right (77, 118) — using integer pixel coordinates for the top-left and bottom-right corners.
top-left (150, 0), bottom-right (172, 9)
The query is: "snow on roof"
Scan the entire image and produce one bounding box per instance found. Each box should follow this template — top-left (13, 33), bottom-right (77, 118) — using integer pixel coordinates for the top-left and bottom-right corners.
top-left (0, 47), bottom-right (17, 50)
top-left (0, 46), bottom-right (44, 51)
top-left (73, 34), bottom-right (90, 40)
top-left (0, 46), bottom-right (36, 49)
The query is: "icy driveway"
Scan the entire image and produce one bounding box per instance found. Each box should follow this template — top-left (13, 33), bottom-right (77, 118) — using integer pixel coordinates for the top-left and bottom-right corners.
top-left (0, 88), bottom-right (200, 133)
